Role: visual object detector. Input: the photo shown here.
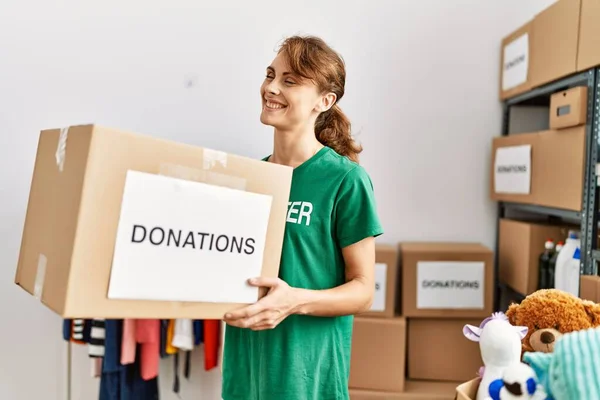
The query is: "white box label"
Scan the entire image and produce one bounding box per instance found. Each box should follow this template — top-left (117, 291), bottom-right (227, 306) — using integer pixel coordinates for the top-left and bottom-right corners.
top-left (502, 33), bottom-right (529, 91)
top-left (107, 170), bottom-right (273, 304)
top-left (416, 261), bottom-right (485, 309)
top-left (370, 263), bottom-right (387, 312)
top-left (494, 144), bottom-right (532, 194)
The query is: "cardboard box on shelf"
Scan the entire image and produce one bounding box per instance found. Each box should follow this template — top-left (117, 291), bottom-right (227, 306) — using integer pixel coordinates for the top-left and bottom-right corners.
top-left (490, 126), bottom-right (586, 211)
top-left (349, 317), bottom-right (406, 392)
top-left (349, 380), bottom-right (459, 400)
top-left (499, 21), bottom-right (533, 100)
top-left (580, 275), bottom-right (600, 302)
top-left (549, 86), bottom-right (588, 130)
top-left (499, 219), bottom-right (571, 295)
top-left (455, 378), bottom-right (480, 400)
top-left (15, 124), bottom-right (293, 319)
top-left (578, 0), bottom-right (600, 71)
top-left (399, 243), bottom-right (493, 319)
top-left (359, 244), bottom-right (400, 318)
top-left (407, 318), bottom-right (482, 382)
top-left (529, 0), bottom-right (581, 88)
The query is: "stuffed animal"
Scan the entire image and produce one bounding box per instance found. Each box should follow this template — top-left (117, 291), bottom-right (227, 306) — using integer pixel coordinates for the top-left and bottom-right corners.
top-left (488, 362), bottom-right (547, 400)
top-left (505, 289), bottom-right (600, 355)
top-left (524, 327), bottom-right (600, 400)
top-left (463, 312), bottom-right (528, 400)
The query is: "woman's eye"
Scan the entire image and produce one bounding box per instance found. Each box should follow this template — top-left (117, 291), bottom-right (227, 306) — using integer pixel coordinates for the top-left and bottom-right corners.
top-left (285, 80), bottom-right (296, 85)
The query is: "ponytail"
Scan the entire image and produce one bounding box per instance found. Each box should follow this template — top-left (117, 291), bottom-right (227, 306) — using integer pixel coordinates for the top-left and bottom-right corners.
top-left (315, 104), bottom-right (363, 163)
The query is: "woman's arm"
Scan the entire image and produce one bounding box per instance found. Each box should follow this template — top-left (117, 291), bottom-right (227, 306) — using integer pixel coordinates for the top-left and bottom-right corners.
top-left (223, 237), bottom-right (376, 330)
top-left (293, 236), bottom-right (375, 316)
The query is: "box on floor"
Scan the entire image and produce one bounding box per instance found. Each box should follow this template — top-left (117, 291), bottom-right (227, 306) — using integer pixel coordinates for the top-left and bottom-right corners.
top-left (407, 318), bottom-right (482, 382)
top-left (349, 380), bottom-right (459, 400)
top-left (349, 317), bottom-right (406, 392)
top-left (399, 242), bottom-right (494, 319)
top-left (498, 218), bottom-right (573, 295)
top-left (15, 124), bottom-right (292, 319)
top-left (358, 243), bottom-right (400, 318)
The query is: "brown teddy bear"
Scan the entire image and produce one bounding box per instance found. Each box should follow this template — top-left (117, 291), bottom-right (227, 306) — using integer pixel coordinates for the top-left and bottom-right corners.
top-left (505, 288), bottom-right (600, 354)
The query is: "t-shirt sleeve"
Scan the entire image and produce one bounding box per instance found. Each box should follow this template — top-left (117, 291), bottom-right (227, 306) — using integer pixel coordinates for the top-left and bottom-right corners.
top-left (334, 166), bottom-right (384, 248)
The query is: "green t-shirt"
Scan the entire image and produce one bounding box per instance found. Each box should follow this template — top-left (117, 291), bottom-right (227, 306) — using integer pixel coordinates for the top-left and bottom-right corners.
top-left (221, 146), bottom-right (384, 400)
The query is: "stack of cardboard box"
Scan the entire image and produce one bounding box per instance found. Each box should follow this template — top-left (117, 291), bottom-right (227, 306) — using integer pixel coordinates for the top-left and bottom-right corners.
top-left (492, 84), bottom-right (588, 300)
top-left (499, 0), bottom-right (600, 100)
top-left (348, 242), bottom-right (494, 399)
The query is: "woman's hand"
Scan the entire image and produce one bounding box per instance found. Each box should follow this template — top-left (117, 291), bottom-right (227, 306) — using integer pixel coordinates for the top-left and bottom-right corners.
top-left (223, 277), bottom-right (300, 331)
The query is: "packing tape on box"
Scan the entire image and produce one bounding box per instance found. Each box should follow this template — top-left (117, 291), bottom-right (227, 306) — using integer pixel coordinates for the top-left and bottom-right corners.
top-left (34, 254), bottom-right (48, 300)
top-left (159, 149), bottom-right (246, 191)
top-left (55, 127), bottom-right (69, 172)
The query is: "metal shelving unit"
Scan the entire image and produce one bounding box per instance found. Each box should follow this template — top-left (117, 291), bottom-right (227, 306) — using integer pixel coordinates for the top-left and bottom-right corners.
top-left (494, 68), bottom-right (600, 309)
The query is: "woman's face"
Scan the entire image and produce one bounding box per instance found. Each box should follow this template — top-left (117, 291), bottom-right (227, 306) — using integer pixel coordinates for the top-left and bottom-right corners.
top-left (260, 52), bottom-right (334, 131)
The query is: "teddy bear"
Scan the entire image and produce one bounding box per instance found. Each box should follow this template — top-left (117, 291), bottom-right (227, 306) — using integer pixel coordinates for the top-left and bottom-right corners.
top-left (505, 288), bottom-right (600, 354)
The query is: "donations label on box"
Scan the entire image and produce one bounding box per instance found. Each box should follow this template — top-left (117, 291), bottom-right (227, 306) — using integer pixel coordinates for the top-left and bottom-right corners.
top-left (416, 261), bottom-right (485, 309)
top-left (494, 144), bottom-right (531, 194)
top-left (107, 170), bottom-right (273, 304)
top-left (370, 263), bottom-right (387, 312)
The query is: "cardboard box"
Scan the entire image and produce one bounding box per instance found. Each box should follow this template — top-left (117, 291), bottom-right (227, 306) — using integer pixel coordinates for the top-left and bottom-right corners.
top-left (456, 378), bottom-right (480, 400)
top-left (549, 86), bottom-right (588, 129)
top-left (15, 125), bottom-right (293, 318)
top-left (349, 317), bottom-right (406, 392)
top-left (490, 126), bottom-right (586, 211)
top-left (578, 0), bottom-right (600, 71)
top-left (400, 243), bottom-right (493, 319)
top-left (530, 0), bottom-right (581, 88)
top-left (349, 380), bottom-right (458, 400)
top-left (407, 319), bottom-right (482, 382)
top-left (499, 21), bottom-right (533, 100)
top-left (499, 219), bottom-right (571, 295)
top-left (580, 275), bottom-right (600, 302)
top-left (359, 244), bottom-right (400, 318)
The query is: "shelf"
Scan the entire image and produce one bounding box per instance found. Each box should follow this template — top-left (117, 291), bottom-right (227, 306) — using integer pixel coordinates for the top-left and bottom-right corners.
top-left (592, 250), bottom-right (600, 263)
top-left (506, 71), bottom-right (592, 107)
top-left (501, 202), bottom-right (582, 221)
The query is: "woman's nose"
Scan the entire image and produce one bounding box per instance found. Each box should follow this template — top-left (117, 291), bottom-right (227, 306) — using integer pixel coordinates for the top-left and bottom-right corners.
top-left (265, 81), bottom-right (280, 95)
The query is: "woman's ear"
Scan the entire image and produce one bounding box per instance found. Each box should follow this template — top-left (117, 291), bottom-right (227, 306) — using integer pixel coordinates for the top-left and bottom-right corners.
top-left (316, 92), bottom-right (337, 113)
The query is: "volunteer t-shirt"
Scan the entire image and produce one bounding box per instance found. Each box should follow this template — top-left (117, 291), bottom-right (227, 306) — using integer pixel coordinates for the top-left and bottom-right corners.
top-left (221, 146), bottom-right (384, 400)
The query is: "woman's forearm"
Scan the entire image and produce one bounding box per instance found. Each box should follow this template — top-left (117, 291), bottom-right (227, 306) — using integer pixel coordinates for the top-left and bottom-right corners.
top-left (291, 277), bottom-right (374, 317)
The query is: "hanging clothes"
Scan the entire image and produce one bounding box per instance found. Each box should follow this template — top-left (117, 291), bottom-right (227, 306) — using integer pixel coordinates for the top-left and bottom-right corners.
top-left (99, 320), bottom-right (159, 400)
top-left (121, 319), bottom-right (136, 365)
top-left (136, 320), bottom-right (160, 381)
top-left (203, 320), bottom-right (220, 370)
top-left (72, 319), bottom-right (86, 343)
top-left (165, 320), bottom-right (178, 355)
top-left (172, 319), bottom-right (193, 351)
top-left (159, 320), bottom-right (169, 359)
top-left (89, 319), bottom-right (106, 358)
top-left (193, 320), bottom-right (203, 346)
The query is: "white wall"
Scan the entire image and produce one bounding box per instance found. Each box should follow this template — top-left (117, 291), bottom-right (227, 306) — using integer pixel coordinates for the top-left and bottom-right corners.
top-left (0, 0), bottom-right (558, 399)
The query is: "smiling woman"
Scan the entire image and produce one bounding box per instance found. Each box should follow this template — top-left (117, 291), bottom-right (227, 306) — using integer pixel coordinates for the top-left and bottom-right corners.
top-left (221, 35), bottom-right (383, 400)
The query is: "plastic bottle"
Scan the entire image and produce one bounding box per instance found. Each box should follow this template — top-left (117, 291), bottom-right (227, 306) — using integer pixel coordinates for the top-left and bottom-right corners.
top-left (554, 231), bottom-right (581, 296)
top-left (537, 239), bottom-right (555, 290)
top-left (547, 241), bottom-right (563, 289)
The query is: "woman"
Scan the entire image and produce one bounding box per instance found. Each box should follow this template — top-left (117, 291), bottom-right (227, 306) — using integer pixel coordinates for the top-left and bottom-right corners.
top-left (222, 35), bottom-right (383, 400)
